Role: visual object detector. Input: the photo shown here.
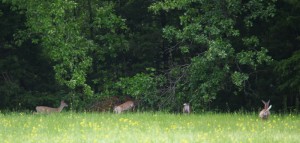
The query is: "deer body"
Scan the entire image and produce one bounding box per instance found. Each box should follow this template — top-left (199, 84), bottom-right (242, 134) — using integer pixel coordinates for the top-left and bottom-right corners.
top-left (36, 100), bottom-right (68, 113)
top-left (114, 100), bottom-right (134, 114)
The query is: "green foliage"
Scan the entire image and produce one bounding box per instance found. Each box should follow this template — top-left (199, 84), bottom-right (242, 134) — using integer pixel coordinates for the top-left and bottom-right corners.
top-left (94, 3), bottom-right (127, 31)
top-left (0, 82), bottom-right (21, 109)
top-left (147, 0), bottom-right (277, 111)
top-left (268, 0), bottom-right (300, 94)
top-left (275, 50), bottom-right (300, 91)
top-left (116, 73), bottom-right (166, 109)
top-left (237, 48), bottom-right (272, 69)
top-left (117, 73), bottom-right (155, 97)
top-left (189, 55), bottom-right (229, 103)
top-left (231, 71), bottom-right (249, 89)
top-left (1, 0), bottom-right (299, 112)
top-left (93, 2), bottom-right (128, 56)
top-left (6, 0), bottom-right (94, 95)
top-left (4, 0), bottom-right (128, 98)
top-left (243, 0), bottom-right (277, 27)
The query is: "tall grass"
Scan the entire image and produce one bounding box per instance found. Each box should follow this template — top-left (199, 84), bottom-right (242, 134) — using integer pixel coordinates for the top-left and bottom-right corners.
top-left (0, 112), bottom-right (299, 143)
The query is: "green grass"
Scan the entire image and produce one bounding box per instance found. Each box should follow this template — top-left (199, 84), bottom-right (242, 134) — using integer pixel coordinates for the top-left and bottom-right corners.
top-left (0, 112), bottom-right (299, 143)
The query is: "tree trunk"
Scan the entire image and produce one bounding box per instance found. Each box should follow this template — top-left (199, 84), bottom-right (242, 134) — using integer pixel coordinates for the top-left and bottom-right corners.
top-left (295, 90), bottom-right (299, 113)
top-left (87, 0), bottom-right (94, 40)
top-left (283, 95), bottom-right (287, 113)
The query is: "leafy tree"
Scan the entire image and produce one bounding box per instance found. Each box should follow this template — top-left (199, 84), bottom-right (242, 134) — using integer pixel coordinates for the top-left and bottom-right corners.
top-left (149, 0), bottom-right (275, 110)
top-left (4, 0), bottom-right (127, 96)
top-left (1, 0), bottom-right (299, 113)
top-left (0, 0), bottom-right (128, 110)
top-left (0, 2), bottom-right (61, 109)
top-left (5, 0), bottom-right (94, 96)
top-left (267, 0), bottom-right (300, 112)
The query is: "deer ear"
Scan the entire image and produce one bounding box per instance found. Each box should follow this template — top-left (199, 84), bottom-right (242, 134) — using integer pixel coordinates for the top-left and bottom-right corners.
top-left (261, 100), bottom-right (266, 104)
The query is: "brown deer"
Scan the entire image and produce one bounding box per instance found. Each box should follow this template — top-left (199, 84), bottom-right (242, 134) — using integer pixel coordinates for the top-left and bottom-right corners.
top-left (35, 100), bottom-right (68, 114)
top-left (259, 100), bottom-right (272, 120)
top-left (114, 100), bottom-right (134, 114)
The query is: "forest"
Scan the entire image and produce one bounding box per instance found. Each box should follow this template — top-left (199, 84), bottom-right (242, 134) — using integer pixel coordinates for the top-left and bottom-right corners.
top-left (0, 0), bottom-right (299, 113)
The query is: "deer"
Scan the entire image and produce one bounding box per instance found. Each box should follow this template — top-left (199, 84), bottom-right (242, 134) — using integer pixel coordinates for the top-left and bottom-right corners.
top-left (259, 100), bottom-right (272, 120)
top-left (183, 103), bottom-right (191, 114)
top-left (35, 100), bottom-right (68, 114)
top-left (114, 100), bottom-right (134, 114)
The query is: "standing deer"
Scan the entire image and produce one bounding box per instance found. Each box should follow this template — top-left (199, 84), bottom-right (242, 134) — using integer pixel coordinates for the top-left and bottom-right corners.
top-left (36, 100), bottom-right (68, 114)
top-left (259, 100), bottom-right (272, 120)
top-left (183, 103), bottom-right (190, 114)
top-left (114, 100), bottom-right (134, 114)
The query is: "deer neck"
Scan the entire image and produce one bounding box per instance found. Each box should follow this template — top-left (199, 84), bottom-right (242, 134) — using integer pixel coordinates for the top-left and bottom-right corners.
top-left (57, 105), bottom-right (65, 112)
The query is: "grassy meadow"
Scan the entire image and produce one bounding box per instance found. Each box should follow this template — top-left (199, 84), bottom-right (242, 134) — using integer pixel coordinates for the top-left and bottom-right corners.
top-left (0, 112), bottom-right (299, 143)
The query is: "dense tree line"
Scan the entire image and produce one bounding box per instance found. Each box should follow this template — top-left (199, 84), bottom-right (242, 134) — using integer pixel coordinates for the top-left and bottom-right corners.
top-left (0, 0), bottom-right (299, 113)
